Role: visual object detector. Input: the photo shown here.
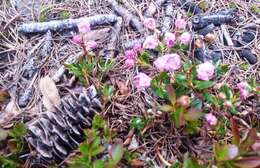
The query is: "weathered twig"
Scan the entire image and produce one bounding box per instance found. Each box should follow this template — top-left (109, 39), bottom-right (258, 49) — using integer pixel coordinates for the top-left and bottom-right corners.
top-left (178, 0), bottom-right (203, 14)
top-left (108, 0), bottom-right (143, 33)
top-left (198, 24), bottom-right (215, 36)
top-left (123, 38), bottom-right (144, 49)
top-left (103, 17), bottom-right (122, 58)
top-left (40, 30), bottom-right (52, 59)
top-left (161, 0), bottom-right (174, 33)
top-left (144, 0), bottom-right (167, 17)
top-left (221, 25), bottom-right (234, 46)
top-left (192, 9), bottom-right (237, 30)
top-left (18, 14), bottom-right (118, 34)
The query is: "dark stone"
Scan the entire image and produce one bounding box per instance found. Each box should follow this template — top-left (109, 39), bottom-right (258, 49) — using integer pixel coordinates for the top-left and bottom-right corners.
top-left (239, 48), bottom-right (258, 65)
top-left (197, 24), bottom-right (215, 36)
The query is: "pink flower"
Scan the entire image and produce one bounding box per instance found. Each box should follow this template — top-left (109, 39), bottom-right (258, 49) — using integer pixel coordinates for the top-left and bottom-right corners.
top-left (175, 18), bottom-right (187, 29)
top-left (125, 59), bottom-right (135, 69)
top-left (164, 32), bottom-right (176, 48)
top-left (85, 40), bottom-right (97, 50)
top-left (179, 32), bottom-right (192, 45)
top-left (143, 35), bottom-right (159, 49)
top-left (164, 54), bottom-right (182, 72)
top-left (197, 62), bottom-right (215, 81)
top-left (237, 82), bottom-right (251, 100)
top-left (72, 35), bottom-right (82, 45)
top-left (125, 50), bottom-right (137, 59)
top-left (228, 145), bottom-right (239, 159)
top-left (133, 73), bottom-right (152, 90)
top-left (144, 18), bottom-right (156, 30)
top-left (78, 22), bottom-right (91, 33)
top-left (205, 113), bottom-right (217, 126)
top-left (153, 54), bottom-right (181, 72)
top-left (154, 56), bottom-right (167, 72)
top-left (133, 43), bottom-right (142, 53)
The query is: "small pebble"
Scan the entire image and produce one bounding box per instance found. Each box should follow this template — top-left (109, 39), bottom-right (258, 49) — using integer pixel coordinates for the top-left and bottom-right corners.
top-left (240, 48), bottom-right (257, 65)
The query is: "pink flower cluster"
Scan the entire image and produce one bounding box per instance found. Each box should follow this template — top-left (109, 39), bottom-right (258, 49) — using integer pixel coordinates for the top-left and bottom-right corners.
top-left (124, 43), bottom-right (142, 69)
top-left (153, 54), bottom-right (181, 72)
top-left (205, 113), bottom-right (218, 126)
top-left (144, 18), bottom-right (156, 30)
top-left (197, 62), bottom-right (215, 81)
top-left (237, 82), bottom-right (251, 100)
top-left (143, 35), bottom-right (159, 49)
top-left (133, 72), bottom-right (152, 90)
top-left (72, 22), bottom-right (97, 50)
top-left (175, 18), bottom-right (187, 30)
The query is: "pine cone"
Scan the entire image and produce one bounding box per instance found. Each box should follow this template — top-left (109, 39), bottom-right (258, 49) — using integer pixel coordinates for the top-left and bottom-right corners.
top-left (26, 85), bottom-right (102, 166)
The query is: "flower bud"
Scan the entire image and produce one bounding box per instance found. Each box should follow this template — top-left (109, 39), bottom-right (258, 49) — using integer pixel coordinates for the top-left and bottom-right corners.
top-left (218, 92), bottom-right (226, 100)
top-left (224, 101), bottom-right (232, 108)
top-left (205, 33), bottom-right (216, 43)
top-left (177, 95), bottom-right (190, 108)
top-left (195, 38), bottom-right (204, 48)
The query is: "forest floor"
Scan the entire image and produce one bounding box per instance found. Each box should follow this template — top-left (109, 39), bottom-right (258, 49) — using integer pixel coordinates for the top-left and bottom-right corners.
top-left (0, 0), bottom-right (259, 167)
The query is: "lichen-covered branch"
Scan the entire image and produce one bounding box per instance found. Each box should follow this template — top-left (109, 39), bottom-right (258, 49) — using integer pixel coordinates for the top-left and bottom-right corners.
top-left (104, 17), bottom-right (122, 58)
top-left (108, 0), bottom-right (144, 33)
top-left (161, 0), bottom-right (174, 33)
top-left (18, 14), bottom-right (118, 34)
top-left (123, 38), bottom-right (144, 49)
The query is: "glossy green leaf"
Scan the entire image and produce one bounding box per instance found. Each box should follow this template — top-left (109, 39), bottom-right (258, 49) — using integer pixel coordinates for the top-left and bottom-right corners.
top-left (214, 144), bottom-right (239, 161)
top-left (191, 99), bottom-right (203, 109)
top-left (92, 115), bottom-right (106, 130)
top-left (130, 118), bottom-right (145, 131)
top-left (194, 80), bottom-right (214, 90)
top-left (183, 60), bottom-right (193, 71)
top-left (203, 92), bottom-right (219, 106)
top-left (175, 73), bottom-right (188, 87)
top-left (217, 63), bottom-right (229, 76)
top-left (183, 157), bottom-right (204, 168)
top-left (93, 160), bottom-right (105, 168)
top-left (220, 85), bottom-right (233, 100)
top-left (170, 107), bottom-right (184, 128)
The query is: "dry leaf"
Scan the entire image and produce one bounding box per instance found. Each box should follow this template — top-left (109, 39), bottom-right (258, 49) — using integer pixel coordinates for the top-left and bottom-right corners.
top-left (116, 80), bottom-right (129, 96)
top-left (39, 76), bottom-right (61, 111)
top-left (0, 100), bottom-right (20, 127)
top-left (0, 90), bottom-right (10, 102)
top-left (83, 28), bottom-right (111, 42)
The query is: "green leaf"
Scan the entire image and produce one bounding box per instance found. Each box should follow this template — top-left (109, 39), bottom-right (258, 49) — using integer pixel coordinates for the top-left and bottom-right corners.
top-left (9, 123), bottom-right (27, 138)
top-left (156, 43), bottom-right (167, 53)
top-left (138, 51), bottom-right (151, 67)
top-left (108, 143), bottom-right (124, 167)
top-left (214, 144), bottom-right (239, 161)
top-left (191, 99), bottom-right (203, 109)
top-left (151, 72), bottom-right (170, 99)
top-left (98, 59), bottom-right (115, 72)
top-left (79, 143), bottom-right (89, 155)
top-left (220, 84), bottom-right (233, 100)
top-left (92, 115), bottom-right (106, 130)
top-left (183, 60), bottom-right (193, 71)
top-left (180, 44), bottom-right (189, 52)
top-left (130, 118), bottom-right (145, 131)
top-left (240, 129), bottom-right (257, 153)
top-left (186, 120), bottom-right (201, 135)
top-left (175, 85), bottom-right (193, 98)
top-left (93, 160), bottom-right (105, 168)
top-left (203, 92), bottom-right (219, 106)
top-left (170, 107), bottom-right (184, 128)
top-left (183, 157), bottom-right (204, 168)
top-left (194, 80), bottom-right (214, 90)
top-left (59, 10), bottom-right (70, 19)
top-left (175, 73), bottom-right (188, 87)
top-left (101, 84), bottom-right (115, 101)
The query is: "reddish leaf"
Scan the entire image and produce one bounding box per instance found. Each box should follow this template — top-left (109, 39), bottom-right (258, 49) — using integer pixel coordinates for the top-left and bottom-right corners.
top-left (234, 156), bottom-right (260, 168)
top-left (165, 85), bottom-right (176, 105)
top-left (0, 90), bottom-right (10, 102)
top-left (183, 108), bottom-right (203, 121)
top-left (231, 118), bottom-right (240, 145)
top-left (240, 129), bottom-right (257, 152)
